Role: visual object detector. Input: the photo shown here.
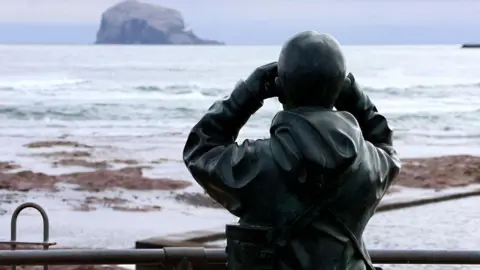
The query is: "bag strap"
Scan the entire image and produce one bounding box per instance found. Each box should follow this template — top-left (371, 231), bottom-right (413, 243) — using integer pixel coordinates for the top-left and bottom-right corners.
top-left (278, 193), bottom-right (375, 270)
top-left (327, 209), bottom-right (376, 270)
top-left (275, 188), bottom-right (339, 246)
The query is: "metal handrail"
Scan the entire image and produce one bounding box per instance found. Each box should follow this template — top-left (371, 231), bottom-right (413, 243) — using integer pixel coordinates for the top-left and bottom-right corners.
top-left (0, 202), bottom-right (477, 267)
top-left (0, 202), bottom-right (56, 270)
top-left (0, 248), bottom-right (479, 265)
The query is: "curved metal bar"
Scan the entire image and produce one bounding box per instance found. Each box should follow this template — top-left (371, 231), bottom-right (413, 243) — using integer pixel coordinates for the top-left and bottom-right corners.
top-left (10, 202), bottom-right (50, 244)
top-left (10, 202), bottom-right (51, 270)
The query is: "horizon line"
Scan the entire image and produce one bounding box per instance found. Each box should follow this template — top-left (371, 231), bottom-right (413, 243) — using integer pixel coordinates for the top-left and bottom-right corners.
top-left (0, 43), bottom-right (467, 46)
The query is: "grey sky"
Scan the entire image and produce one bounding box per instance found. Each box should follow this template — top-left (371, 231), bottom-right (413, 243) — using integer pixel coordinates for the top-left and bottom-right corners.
top-left (0, 0), bottom-right (478, 44)
top-left (1, 0), bottom-right (479, 24)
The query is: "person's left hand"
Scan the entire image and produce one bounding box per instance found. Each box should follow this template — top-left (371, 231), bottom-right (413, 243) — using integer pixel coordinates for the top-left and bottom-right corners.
top-left (244, 62), bottom-right (279, 100)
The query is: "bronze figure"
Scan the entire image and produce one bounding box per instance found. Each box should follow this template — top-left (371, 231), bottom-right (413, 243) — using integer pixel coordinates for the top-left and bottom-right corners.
top-left (183, 30), bottom-right (401, 270)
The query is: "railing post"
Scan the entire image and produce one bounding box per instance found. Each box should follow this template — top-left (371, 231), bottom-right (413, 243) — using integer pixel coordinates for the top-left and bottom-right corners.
top-left (9, 202), bottom-right (52, 270)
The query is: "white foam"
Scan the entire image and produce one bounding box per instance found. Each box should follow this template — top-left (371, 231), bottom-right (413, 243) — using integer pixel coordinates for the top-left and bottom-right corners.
top-left (0, 76), bottom-right (88, 90)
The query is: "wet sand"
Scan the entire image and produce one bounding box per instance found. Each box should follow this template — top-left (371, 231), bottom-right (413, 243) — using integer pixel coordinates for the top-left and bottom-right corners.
top-left (0, 139), bottom-right (479, 211)
top-left (0, 139), bottom-right (478, 270)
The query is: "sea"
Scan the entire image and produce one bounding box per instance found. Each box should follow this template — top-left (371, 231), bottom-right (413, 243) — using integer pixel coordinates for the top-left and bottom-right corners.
top-left (0, 45), bottom-right (480, 269)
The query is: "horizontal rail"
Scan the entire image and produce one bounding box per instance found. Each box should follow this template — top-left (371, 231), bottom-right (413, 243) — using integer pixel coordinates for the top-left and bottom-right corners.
top-left (0, 248), bottom-right (479, 265)
top-left (370, 249), bottom-right (480, 264)
top-left (0, 241), bottom-right (57, 246)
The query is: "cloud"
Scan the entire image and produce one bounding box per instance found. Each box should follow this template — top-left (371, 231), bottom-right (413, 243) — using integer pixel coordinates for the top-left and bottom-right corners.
top-left (166, 0), bottom-right (480, 25)
top-left (0, 0), bottom-right (121, 23)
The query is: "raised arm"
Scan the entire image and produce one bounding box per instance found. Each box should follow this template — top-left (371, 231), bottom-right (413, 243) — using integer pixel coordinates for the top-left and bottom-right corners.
top-left (183, 62), bottom-right (278, 216)
top-left (335, 73), bottom-right (395, 153)
top-left (335, 73), bottom-right (401, 192)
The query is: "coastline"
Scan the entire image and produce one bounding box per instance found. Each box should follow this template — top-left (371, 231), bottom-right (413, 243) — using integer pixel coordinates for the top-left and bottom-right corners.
top-left (1, 139), bottom-right (480, 211)
top-left (0, 139), bottom-right (478, 218)
top-left (0, 138), bottom-right (479, 270)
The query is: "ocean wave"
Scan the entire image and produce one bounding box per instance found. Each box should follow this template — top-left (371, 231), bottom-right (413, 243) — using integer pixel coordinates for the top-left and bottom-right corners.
top-left (2, 77), bottom-right (478, 101)
top-left (0, 78), bottom-right (90, 91)
top-left (388, 109), bottom-right (480, 121)
top-left (363, 82), bottom-right (480, 96)
top-left (0, 102), bottom-right (478, 144)
top-left (0, 102), bottom-right (477, 133)
top-left (135, 84), bottom-right (200, 92)
top-left (0, 106), bottom-right (96, 121)
top-left (0, 103), bottom-right (202, 121)
top-left (134, 84), bottom-right (225, 97)
top-left (388, 111), bottom-right (480, 142)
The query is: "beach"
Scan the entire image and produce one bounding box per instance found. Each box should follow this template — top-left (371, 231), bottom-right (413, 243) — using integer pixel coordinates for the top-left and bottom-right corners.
top-left (0, 45), bottom-right (479, 269)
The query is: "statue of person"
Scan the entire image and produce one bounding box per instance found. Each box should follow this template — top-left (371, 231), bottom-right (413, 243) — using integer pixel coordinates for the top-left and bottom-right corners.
top-left (183, 30), bottom-right (401, 270)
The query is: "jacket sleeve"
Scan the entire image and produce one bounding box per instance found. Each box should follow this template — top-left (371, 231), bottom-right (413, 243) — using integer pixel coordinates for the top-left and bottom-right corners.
top-left (335, 74), bottom-right (401, 191)
top-left (336, 74), bottom-right (397, 152)
top-left (183, 81), bottom-right (266, 217)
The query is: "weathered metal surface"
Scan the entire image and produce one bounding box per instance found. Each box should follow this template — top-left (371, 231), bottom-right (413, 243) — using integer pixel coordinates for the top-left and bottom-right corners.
top-left (0, 248), bottom-right (479, 266)
top-left (0, 202), bottom-right (56, 270)
top-left (135, 236), bottom-right (220, 270)
top-left (0, 202), bottom-right (476, 269)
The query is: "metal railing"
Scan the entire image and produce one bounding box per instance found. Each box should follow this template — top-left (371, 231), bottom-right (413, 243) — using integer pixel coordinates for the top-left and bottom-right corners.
top-left (0, 202), bottom-right (479, 269)
top-left (0, 202), bottom-right (56, 270)
top-left (0, 248), bottom-right (479, 265)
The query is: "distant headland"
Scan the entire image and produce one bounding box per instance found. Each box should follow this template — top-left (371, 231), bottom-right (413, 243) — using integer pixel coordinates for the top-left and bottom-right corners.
top-left (95, 0), bottom-right (224, 45)
top-left (461, 44), bottom-right (480, 49)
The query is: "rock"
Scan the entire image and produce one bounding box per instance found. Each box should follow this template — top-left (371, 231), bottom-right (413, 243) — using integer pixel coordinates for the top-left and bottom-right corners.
top-left (0, 164), bottom-right (191, 193)
top-left (111, 205), bottom-right (162, 212)
top-left (174, 192), bottom-right (222, 209)
top-left (24, 140), bottom-right (92, 149)
top-left (52, 158), bottom-right (111, 170)
top-left (0, 161), bottom-right (20, 172)
top-left (63, 166), bottom-right (192, 192)
top-left (462, 44), bottom-right (480, 48)
top-left (31, 151), bottom-right (92, 158)
top-left (396, 155), bottom-right (480, 189)
top-left (95, 0), bottom-right (223, 45)
top-left (112, 158), bottom-right (139, 165)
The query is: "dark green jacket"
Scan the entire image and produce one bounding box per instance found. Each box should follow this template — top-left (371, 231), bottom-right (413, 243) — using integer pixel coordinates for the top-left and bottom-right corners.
top-left (183, 80), bottom-right (401, 270)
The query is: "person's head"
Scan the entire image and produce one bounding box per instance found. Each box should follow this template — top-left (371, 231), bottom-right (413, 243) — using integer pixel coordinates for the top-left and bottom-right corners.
top-left (275, 31), bottom-right (346, 109)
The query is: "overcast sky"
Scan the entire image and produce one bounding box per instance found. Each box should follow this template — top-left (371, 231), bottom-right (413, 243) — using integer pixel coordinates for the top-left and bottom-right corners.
top-left (0, 0), bottom-right (478, 44)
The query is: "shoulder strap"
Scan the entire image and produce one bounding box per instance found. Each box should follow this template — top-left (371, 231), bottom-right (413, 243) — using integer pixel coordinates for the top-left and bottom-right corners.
top-left (275, 189), bottom-right (338, 246)
top-left (327, 209), bottom-right (376, 270)
top-left (279, 194), bottom-right (375, 270)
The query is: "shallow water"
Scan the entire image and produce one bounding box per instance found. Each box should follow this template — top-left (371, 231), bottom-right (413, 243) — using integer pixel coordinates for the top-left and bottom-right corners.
top-left (1, 45), bottom-right (480, 168)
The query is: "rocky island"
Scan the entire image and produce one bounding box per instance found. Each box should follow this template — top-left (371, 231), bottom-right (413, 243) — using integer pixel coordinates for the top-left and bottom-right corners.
top-left (95, 0), bottom-right (223, 45)
top-left (462, 44), bottom-right (480, 48)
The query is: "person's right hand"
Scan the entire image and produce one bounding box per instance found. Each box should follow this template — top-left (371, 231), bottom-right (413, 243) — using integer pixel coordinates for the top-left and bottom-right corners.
top-left (244, 62), bottom-right (279, 100)
top-left (335, 72), bottom-right (361, 112)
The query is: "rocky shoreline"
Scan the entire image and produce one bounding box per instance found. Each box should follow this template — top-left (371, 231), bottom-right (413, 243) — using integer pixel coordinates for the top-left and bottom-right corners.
top-left (0, 140), bottom-right (191, 213)
top-left (0, 139), bottom-right (478, 269)
top-left (0, 139), bottom-right (479, 212)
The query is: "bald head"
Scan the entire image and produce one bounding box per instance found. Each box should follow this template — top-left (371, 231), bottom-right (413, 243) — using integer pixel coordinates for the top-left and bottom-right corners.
top-left (277, 31), bottom-right (346, 108)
